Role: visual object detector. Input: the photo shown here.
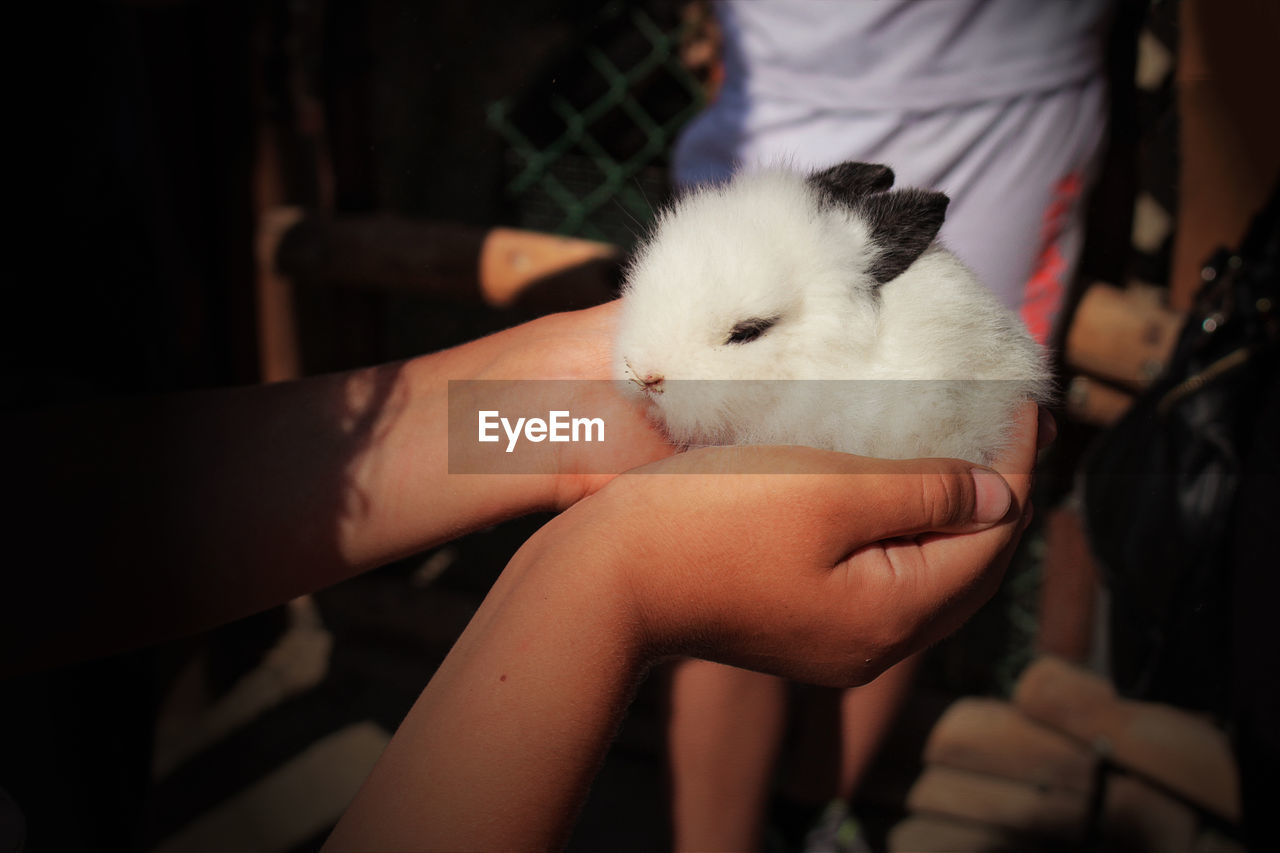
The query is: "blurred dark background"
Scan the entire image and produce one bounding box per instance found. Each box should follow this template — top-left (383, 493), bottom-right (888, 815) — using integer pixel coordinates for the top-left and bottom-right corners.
top-left (2, 1), bottom-right (1276, 851)
top-left (6, 0), bottom-right (706, 406)
top-left (4, 2), bottom-right (701, 850)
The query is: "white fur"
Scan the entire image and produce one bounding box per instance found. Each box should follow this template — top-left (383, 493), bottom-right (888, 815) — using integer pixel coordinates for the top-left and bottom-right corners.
top-left (614, 167), bottom-right (1051, 464)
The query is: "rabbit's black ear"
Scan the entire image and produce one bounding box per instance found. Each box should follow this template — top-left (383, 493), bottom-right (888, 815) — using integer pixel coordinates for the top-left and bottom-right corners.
top-left (807, 162), bottom-right (895, 206)
top-left (857, 188), bottom-right (949, 285)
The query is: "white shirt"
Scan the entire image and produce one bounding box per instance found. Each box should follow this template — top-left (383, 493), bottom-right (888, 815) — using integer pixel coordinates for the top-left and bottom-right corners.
top-left (674, 0), bottom-right (1112, 330)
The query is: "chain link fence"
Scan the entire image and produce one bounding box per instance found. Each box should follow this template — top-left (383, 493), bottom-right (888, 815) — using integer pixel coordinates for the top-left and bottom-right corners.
top-left (486, 1), bottom-right (706, 246)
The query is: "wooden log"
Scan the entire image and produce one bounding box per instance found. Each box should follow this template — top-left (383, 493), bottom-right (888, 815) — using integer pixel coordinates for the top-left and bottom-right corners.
top-left (277, 215), bottom-right (486, 297)
top-left (887, 814), bottom-right (1044, 853)
top-left (1102, 773), bottom-right (1199, 853)
top-left (1065, 282), bottom-right (1183, 389)
top-left (921, 698), bottom-right (1097, 793)
top-left (274, 215), bottom-right (621, 311)
top-left (904, 765), bottom-right (1089, 841)
top-left (1012, 656), bottom-right (1241, 823)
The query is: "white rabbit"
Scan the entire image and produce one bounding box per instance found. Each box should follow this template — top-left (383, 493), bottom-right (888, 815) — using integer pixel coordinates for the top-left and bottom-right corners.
top-left (614, 162), bottom-right (1051, 464)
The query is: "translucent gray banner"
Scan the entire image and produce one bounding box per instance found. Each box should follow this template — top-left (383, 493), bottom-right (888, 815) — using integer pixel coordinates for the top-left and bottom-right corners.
top-left (448, 379), bottom-right (1038, 474)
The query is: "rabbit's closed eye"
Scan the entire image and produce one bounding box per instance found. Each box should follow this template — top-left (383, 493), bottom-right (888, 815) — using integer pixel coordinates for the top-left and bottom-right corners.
top-left (725, 317), bottom-right (780, 345)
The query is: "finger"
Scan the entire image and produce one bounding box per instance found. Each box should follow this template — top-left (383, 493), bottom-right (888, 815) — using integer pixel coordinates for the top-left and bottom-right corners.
top-left (638, 447), bottom-right (1014, 555)
top-left (840, 510), bottom-right (1023, 655)
top-left (897, 531), bottom-right (1015, 648)
top-left (878, 413), bottom-right (1039, 636)
top-left (824, 459), bottom-right (1013, 552)
top-left (854, 405), bottom-right (1041, 637)
top-left (627, 446), bottom-right (1017, 569)
top-left (906, 403), bottom-right (1039, 588)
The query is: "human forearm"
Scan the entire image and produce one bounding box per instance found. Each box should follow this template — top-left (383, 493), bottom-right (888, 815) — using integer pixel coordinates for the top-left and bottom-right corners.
top-left (324, 528), bottom-right (643, 852)
top-left (2, 303), bottom-right (664, 673)
top-left (4, 361), bottom-right (484, 672)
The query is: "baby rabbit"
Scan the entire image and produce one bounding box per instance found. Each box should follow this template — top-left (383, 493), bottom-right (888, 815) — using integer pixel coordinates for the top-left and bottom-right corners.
top-left (614, 162), bottom-right (1050, 464)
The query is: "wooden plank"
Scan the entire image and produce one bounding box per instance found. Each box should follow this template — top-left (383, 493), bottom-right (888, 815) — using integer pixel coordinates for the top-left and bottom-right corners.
top-left (1012, 656), bottom-right (1241, 823)
top-left (922, 698), bottom-right (1097, 793)
top-left (1102, 773), bottom-right (1198, 853)
top-left (905, 765), bottom-right (1089, 841)
top-left (887, 814), bottom-right (1045, 853)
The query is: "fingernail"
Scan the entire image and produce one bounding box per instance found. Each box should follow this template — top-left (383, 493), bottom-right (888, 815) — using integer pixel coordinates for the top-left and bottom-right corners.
top-left (971, 469), bottom-right (1012, 524)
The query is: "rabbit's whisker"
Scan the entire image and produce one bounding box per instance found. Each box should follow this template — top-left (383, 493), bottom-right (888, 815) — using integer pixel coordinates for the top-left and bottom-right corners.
top-left (622, 357), bottom-right (648, 388)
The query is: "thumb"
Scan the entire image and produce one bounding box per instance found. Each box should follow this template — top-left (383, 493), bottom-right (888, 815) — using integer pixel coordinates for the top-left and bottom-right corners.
top-left (840, 461), bottom-right (1013, 545)
top-left (968, 468), bottom-right (1015, 525)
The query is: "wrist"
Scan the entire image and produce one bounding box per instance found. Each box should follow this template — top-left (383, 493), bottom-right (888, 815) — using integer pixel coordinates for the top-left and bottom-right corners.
top-left (335, 348), bottom-right (563, 566)
top-left (326, 511), bottom-right (650, 852)
top-left (460, 302), bottom-right (670, 512)
top-left (517, 499), bottom-right (682, 676)
top-left (465, 306), bottom-right (623, 512)
top-left (513, 508), bottom-right (655, 668)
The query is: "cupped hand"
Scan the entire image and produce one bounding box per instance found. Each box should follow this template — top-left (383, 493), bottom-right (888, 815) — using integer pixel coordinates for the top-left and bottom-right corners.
top-left (475, 300), bottom-right (677, 506)
top-left (525, 402), bottom-right (1042, 687)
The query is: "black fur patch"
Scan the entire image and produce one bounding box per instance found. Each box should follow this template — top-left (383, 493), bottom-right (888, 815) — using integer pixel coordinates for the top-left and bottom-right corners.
top-left (855, 189), bottom-right (950, 285)
top-left (807, 162), bottom-right (895, 207)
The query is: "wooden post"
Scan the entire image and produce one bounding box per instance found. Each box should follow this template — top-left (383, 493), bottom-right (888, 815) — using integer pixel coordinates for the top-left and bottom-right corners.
top-left (274, 217), bottom-right (622, 311)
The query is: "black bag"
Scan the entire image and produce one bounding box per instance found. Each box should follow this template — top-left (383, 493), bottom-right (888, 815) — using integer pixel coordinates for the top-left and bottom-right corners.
top-left (1082, 187), bottom-right (1280, 713)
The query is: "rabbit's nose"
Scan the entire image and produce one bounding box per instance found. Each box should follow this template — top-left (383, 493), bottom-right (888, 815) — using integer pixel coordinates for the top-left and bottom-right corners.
top-left (641, 373), bottom-right (664, 392)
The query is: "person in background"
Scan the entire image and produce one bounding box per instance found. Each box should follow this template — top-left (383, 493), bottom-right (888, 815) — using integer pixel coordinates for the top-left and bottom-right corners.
top-left (665, 2), bottom-right (1111, 849)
